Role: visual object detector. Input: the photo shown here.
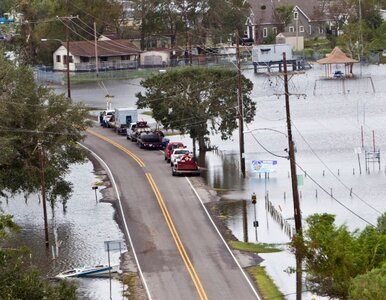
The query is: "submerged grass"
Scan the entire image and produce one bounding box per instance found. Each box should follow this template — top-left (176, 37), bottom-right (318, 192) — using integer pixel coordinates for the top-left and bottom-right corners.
top-left (229, 240), bottom-right (283, 253)
top-left (247, 266), bottom-right (285, 300)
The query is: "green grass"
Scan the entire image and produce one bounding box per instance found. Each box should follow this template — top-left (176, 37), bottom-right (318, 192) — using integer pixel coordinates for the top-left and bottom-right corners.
top-left (229, 240), bottom-right (283, 253)
top-left (141, 111), bottom-right (153, 116)
top-left (247, 266), bottom-right (285, 300)
top-left (121, 272), bottom-right (138, 298)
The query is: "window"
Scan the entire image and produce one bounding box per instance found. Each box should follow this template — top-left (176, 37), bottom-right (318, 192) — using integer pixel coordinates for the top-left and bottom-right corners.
top-left (294, 11), bottom-right (298, 20)
top-left (263, 27), bottom-right (268, 38)
top-left (56, 55), bottom-right (61, 63)
top-left (309, 25), bottom-right (312, 34)
top-left (63, 55), bottom-right (73, 64)
top-left (289, 26), bottom-right (294, 33)
top-left (319, 27), bottom-right (324, 34)
top-left (272, 27), bottom-right (277, 35)
top-left (299, 26), bottom-right (304, 33)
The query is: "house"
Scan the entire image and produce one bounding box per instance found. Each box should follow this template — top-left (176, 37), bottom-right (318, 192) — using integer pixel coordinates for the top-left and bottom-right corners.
top-left (52, 39), bottom-right (140, 72)
top-left (246, 0), bottom-right (330, 44)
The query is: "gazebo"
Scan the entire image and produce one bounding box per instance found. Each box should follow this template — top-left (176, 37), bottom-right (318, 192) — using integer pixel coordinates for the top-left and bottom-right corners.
top-left (317, 47), bottom-right (358, 78)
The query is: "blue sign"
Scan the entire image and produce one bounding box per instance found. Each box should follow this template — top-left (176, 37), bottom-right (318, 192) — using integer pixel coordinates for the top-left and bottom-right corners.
top-left (251, 160), bottom-right (278, 173)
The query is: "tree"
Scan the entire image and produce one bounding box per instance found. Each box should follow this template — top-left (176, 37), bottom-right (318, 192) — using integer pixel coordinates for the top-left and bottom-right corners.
top-left (292, 213), bottom-right (386, 299)
top-left (274, 4), bottom-right (294, 33)
top-left (12, 0), bottom-right (123, 64)
top-left (136, 67), bottom-right (255, 151)
top-left (0, 51), bottom-right (91, 207)
top-left (349, 267), bottom-right (386, 300)
top-left (0, 213), bottom-right (77, 299)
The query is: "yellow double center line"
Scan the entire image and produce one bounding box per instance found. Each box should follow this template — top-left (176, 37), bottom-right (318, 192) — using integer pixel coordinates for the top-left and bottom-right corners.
top-left (87, 129), bottom-right (208, 300)
top-left (87, 129), bottom-right (145, 167)
top-left (146, 173), bottom-right (208, 300)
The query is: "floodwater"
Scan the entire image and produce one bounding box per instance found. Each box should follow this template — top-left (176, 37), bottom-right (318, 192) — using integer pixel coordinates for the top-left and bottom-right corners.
top-left (1, 161), bottom-right (126, 300)
top-left (53, 63), bottom-right (386, 299)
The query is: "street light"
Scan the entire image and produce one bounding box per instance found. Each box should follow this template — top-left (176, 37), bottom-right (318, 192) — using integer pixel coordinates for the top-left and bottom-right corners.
top-left (41, 38), bottom-right (71, 99)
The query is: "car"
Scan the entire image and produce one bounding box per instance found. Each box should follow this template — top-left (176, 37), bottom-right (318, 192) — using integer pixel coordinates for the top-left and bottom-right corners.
top-left (170, 148), bottom-right (191, 166)
top-left (333, 70), bottom-right (344, 78)
top-left (164, 142), bottom-right (185, 162)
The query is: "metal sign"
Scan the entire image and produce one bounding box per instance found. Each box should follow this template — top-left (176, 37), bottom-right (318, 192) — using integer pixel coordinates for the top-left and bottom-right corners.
top-left (251, 160), bottom-right (278, 173)
top-left (104, 240), bottom-right (125, 252)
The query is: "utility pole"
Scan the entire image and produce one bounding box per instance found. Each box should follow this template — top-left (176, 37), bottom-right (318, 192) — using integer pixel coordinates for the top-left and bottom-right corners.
top-left (94, 21), bottom-right (99, 76)
top-left (283, 52), bottom-right (302, 234)
top-left (65, 0), bottom-right (71, 99)
top-left (57, 1), bottom-right (76, 99)
top-left (37, 142), bottom-right (49, 247)
top-left (236, 31), bottom-right (246, 178)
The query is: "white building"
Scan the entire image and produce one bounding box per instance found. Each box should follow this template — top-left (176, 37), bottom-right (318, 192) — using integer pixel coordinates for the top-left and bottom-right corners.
top-left (51, 39), bottom-right (140, 72)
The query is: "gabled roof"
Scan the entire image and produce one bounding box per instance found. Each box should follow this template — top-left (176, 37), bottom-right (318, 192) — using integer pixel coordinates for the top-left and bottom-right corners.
top-left (317, 47), bottom-right (358, 64)
top-left (62, 39), bottom-right (140, 57)
top-left (248, 0), bottom-right (328, 25)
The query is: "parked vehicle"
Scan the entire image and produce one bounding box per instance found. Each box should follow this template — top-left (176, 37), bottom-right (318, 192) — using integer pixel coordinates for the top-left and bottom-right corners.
top-left (164, 142), bottom-right (185, 162)
top-left (114, 107), bottom-right (138, 135)
top-left (126, 120), bottom-right (150, 142)
top-left (170, 148), bottom-right (191, 166)
top-left (137, 131), bottom-right (164, 149)
top-left (172, 153), bottom-right (200, 176)
top-left (102, 110), bottom-right (115, 128)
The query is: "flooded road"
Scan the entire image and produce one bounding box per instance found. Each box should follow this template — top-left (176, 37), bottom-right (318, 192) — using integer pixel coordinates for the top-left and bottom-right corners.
top-left (52, 63), bottom-right (386, 299)
top-left (1, 161), bottom-right (126, 300)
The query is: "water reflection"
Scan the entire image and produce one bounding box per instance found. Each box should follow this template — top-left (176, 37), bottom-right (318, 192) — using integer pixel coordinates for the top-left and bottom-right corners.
top-left (1, 161), bottom-right (126, 300)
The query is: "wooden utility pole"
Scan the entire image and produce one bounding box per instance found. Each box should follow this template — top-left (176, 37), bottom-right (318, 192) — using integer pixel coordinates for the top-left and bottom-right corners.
top-left (283, 52), bottom-right (302, 233)
top-left (236, 32), bottom-right (246, 178)
top-left (283, 52), bottom-right (303, 300)
top-left (37, 142), bottom-right (49, 247)
top-left (65, 0), bottom-right (71, 99)
top-left (94, 21), bottom-right (99, 76)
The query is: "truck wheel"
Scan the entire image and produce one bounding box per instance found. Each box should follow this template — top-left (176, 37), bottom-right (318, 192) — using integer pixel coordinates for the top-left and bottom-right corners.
top-left (164, 156), bottom-right (167, 161)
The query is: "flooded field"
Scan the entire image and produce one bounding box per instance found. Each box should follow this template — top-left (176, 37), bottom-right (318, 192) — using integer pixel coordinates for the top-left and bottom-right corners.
top-left (1, 161), bottom-right (126, 300)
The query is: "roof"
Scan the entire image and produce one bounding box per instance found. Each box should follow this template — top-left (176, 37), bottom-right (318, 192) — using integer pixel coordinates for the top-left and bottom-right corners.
top-left (248, 0), bottom-right (328, 25)
top-left (62, 39), bottom-right (140, 57)
top-left (316, 47), bottom-right (358, 64)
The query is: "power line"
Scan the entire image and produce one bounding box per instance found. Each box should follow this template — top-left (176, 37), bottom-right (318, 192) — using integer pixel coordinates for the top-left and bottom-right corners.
top-left (292, 121), bottom-right (383, 215)
top-left (295, 163), bottom-right (376, 227)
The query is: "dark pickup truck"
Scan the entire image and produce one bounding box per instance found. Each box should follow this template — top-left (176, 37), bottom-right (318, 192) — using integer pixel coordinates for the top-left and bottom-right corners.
top-left (137, 131), bottom-right (163, 149)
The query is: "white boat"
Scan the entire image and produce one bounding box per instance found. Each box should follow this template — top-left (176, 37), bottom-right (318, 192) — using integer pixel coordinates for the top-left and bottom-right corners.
top-left (55, 264), bottom-right (119, 278)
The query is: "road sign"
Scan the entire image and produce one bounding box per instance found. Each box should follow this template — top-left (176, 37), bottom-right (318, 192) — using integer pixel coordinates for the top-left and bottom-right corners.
top-left (251, 160), bottom-right (278, 173)
top-left (104, 240), bottom-right (125, 252)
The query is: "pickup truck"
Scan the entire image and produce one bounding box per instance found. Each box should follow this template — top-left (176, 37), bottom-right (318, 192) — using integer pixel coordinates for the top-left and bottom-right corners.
top-left (172, 154), bottom-right (200, 176)
top-left (126, 121), bottom-right (150, 142)
top-left (137, 131), bottom-right (164, 149)
top-left (164, 142), bottom-right (185, 162)
top-left (170, 148), bottom-right (191, 166)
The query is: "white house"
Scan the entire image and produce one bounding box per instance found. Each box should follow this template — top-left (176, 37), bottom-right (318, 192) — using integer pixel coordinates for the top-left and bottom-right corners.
top-left (52, 39), bottom-right (140, 72)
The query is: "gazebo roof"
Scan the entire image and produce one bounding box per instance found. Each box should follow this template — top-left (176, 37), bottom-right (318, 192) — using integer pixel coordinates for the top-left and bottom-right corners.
top-left (317, 47), bottom-right (358, 64)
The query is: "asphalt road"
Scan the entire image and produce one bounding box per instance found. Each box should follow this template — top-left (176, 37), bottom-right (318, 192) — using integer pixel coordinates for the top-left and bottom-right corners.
top-left (82, 125), bottom-right (260, 300)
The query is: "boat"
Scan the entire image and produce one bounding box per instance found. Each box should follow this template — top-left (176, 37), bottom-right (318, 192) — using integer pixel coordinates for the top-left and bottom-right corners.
top-left (55, 264), bottom-right (119, 278)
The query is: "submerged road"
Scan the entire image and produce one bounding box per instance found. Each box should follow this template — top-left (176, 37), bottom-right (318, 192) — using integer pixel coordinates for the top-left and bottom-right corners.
top-left (82, 125), bottom-right (260, 300)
